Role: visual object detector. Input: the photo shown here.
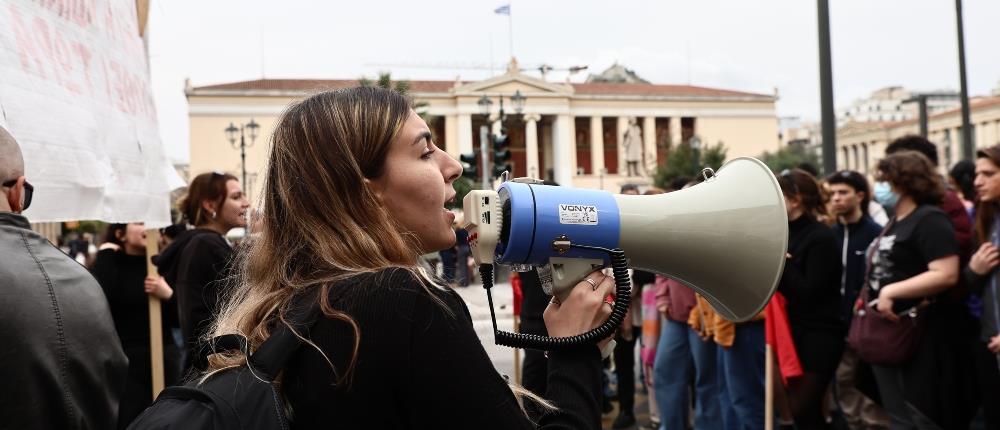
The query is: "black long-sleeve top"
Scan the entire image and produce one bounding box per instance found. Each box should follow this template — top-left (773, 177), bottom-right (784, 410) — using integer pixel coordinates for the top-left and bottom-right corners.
top-left (778, 216), bottom-right (845, 334)
top-left (91, 249), bottom-right (176, 348)
top-left (153, 228), bottom-right (233, 367)
top-left (282, 268), bottom-right (603, 429)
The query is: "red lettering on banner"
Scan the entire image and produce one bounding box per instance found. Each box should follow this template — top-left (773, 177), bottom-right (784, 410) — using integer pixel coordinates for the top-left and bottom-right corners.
top-left (106, 59), bottom-right (154, 118)
top-left (9, 6), bottom-right (47, 79)
top-left (72, 42), bottom-right (95, 93)
top-left (7, 2), bottom-right (154, 118)
top-left (32, 0), bottom-right (95, 27)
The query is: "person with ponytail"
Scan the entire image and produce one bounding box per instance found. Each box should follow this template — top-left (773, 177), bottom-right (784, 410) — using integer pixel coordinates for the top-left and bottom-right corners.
top-left (775, 168), bottom-right (845, 429)
top-left (963, 145), bottom-right (1000, 429)
top-left (204, 87), bottom-right (613, 428)
top-left (154, 171), bottom-right (250, 374)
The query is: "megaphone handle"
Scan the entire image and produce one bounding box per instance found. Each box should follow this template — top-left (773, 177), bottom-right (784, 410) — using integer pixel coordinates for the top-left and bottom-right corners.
top-left (480, 246), bottom-right (632, 352)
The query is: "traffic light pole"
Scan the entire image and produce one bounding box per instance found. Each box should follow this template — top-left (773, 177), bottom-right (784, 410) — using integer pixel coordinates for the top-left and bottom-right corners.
top-left (479, 125), bottom-right (490, 189)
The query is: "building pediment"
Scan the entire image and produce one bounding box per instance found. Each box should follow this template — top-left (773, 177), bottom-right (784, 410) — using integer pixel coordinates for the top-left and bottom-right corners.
top-left (452, 73), bottom-right (573, 97)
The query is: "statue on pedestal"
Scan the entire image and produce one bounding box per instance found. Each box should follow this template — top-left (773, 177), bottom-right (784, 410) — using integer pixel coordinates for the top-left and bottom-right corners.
top-left (622, 117), bottom-right (643, 176)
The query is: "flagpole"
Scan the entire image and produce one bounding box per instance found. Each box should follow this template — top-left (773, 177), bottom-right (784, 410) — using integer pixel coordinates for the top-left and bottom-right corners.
top-left (507, 2), bottom-right (513, 60)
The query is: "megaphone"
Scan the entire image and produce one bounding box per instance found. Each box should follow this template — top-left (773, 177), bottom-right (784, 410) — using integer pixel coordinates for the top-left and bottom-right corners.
top-left (463, 157), bottom-right (787, 350)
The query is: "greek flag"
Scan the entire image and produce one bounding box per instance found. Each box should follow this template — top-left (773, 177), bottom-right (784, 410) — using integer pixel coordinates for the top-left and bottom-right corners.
top-left (494, 4), bottom-right (510, 15)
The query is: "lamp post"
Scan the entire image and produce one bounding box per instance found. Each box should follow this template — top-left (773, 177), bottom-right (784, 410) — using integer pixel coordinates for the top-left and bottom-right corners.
top-left (955, 0), bottom-right (973, 160)
top-left (477, 91), bottom-right (526, 186)
top-left (690, 135), bottom-right (702, 176)
top-left (224, 119), bottom-right (260, 188)
top-left (477, 95), bottom-right (493, 189)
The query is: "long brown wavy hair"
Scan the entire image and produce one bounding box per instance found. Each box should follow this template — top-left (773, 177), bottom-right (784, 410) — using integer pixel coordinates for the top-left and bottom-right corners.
top-left (975, 145), bottom-right (1000, 244)
top-left (206, 87), bottom-right (434, 384)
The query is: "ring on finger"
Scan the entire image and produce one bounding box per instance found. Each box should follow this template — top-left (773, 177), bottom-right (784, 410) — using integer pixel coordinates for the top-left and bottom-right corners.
top-left (584, 278), bottom-right (598, 290)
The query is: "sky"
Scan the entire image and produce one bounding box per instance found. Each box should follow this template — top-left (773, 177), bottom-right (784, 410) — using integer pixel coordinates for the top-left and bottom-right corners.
top-left (146, 0), bottom-right (1000, 163)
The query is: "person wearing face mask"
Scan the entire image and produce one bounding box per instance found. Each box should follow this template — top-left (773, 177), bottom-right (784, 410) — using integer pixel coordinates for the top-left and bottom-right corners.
top-left (962, 145), bottom-right (1000, 430)
top-left (775, 169), bottom-right (845, 430)
top-left (92, 223), bottom-right (183, 428)
top-left (884, 135), bottom-right (973, 262)
top-left (153, 171), bottom-right (250, 374)
top-left (200, 87), bottom-right (614, 429)
top-left (861, 151), bottom-right (977, 429)
top-left (0, 126), bottom-right (128, 428)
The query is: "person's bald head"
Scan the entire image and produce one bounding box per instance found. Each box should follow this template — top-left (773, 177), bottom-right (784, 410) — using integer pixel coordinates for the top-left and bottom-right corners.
top-left (0, 126), bottom-right (26, 213)
top-left (0, 126), bottom-right (24, 181)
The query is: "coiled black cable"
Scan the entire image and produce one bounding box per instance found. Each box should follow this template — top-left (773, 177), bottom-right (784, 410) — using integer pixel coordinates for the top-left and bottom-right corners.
top-left (480, 244), bottom-right (631, 351)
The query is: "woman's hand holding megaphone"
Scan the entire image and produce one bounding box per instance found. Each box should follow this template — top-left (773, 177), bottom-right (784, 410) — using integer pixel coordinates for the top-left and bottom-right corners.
top-left (543, 270), bottom-right (616, 352)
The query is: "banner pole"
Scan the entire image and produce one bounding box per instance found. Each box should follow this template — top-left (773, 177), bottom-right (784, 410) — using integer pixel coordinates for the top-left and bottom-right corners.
top-left (146, 230), bottom-right (165, 398)
top-left (765, 344), bottom-right (774, 430)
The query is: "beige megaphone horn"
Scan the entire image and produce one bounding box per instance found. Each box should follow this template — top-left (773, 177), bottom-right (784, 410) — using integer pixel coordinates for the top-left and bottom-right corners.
top-left (614, 157), bottom-right (788, 321)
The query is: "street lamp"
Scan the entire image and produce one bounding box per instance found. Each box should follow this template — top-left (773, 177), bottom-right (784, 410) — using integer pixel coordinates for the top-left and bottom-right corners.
top-left (477, 95), bottom-right (493, 117)
top-left (224, 118), bottom-right (260, 189)
top-left (690, 135), bottom-right (702, 176)
top-left (511, 90), bottom-right (525, 114)
top-left (477, 93), bottom-right (527, 184)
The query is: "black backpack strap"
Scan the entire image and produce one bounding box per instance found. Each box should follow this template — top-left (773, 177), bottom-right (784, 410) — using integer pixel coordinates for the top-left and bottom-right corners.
top-left (248, 290), bottom-right (322, 381)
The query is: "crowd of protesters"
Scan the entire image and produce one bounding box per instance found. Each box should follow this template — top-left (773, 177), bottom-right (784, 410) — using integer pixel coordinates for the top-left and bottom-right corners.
top-left (546, 135), bottom-right (996, 430)
top-left (2, 89), bottom-right (1000, 429)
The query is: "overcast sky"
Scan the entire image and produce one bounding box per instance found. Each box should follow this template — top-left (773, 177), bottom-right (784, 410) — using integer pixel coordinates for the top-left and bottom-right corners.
top-left (147, 0), bottom-right (1000, 163)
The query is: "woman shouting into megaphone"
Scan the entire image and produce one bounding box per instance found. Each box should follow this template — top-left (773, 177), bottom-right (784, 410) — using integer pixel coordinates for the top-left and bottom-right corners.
top-left (205, 87), bottom-right (613, 429)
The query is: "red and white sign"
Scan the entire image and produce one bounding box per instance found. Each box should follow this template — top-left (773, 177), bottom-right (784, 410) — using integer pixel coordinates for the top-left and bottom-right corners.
top-left (0, 0), bottom-right (176, 226)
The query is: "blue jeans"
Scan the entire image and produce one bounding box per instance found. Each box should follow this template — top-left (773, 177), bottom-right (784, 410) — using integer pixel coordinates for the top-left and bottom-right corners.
top-left (654, 318), bottom-right (722, 430)
top-left (718, 321), bottom-right (765, 430)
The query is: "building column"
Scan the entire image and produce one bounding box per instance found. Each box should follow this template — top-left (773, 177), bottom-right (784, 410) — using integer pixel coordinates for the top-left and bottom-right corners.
top-left (568, 116), bottom-right (577, 175)
top-left (991, 120), bottom-right (1000, 147)
top-left (457, 114), bottom-right (473, 155)
top-left (642, 116), bottom-right (656, 175)
top-left (589, 116), bottom-right (605, 175)
top-left (445, 114), bottom-right (459, 158)
top-left (977, 121), bottom-right (988, 149)
top-left (524, 114), bottom-right (541, 179)
top-left (617, 116), bottom-right (629, 175)
top-left (554, 114), bottom-right (575, 186)
top-left (669, 116), bottom-right (682, 148)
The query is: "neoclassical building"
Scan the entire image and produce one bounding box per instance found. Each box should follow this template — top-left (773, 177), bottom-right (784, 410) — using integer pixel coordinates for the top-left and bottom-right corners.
top-left (837, 96), bottom-right (1000, 176)
top-left (186, 63), bottom-right (779, 198)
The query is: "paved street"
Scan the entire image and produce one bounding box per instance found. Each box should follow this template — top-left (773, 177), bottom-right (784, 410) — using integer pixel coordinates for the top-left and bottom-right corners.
top-left (454, 282), bottom-right (655, 430)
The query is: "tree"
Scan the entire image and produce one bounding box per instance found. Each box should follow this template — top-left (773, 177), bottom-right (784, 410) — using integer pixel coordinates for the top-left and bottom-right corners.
top-left (449, 176), bottom-right (474, 210)
top-left (358, 72), bottom-right (429, 117)
top-left (653, 139), bottom-right (728, 189)
top-left (757, 143), bottom-right (822, 175)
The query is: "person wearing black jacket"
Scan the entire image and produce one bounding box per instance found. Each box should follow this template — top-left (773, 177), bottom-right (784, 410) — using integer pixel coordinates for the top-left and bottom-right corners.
top-left (92, 223), bottom-right (181, 428)
top-left (202, 87), bottom-right (613, 429)
top-left (154, 171), bottom-right (249, 374)
top-left (0, 127), bottom-right (128, 429)
top-left (777, 169), bottom-right (845, 430)
top-left (826, 170), bottom-right (889, 429)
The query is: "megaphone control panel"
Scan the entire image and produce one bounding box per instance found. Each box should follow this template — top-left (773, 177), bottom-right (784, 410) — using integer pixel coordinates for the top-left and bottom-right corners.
top-left (461, 190), bottom-right (501, 265)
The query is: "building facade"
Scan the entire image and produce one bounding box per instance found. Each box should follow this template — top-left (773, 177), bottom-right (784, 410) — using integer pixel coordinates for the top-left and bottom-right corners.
top-left (836, 96), bottom-right (1000, 175)
top-left (836, 86), bottom-right (960, 127)
top-left (187, 65), bottom-right (779, 198)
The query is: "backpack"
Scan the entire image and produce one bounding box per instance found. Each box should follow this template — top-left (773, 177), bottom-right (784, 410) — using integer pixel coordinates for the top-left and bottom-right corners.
top-left (128, 297), bottom-right (319, 430)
